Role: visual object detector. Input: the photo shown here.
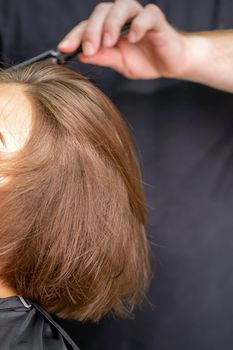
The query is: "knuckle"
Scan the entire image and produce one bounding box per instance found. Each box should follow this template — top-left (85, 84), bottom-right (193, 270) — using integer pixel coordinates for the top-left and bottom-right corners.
top-left (144, 4), bottom-right (167, 24)
top-left (132, 0), bottom-right (143, 9)
top-left (145, 3), bottom-right (158, 11)
top-left (145, 4), bottom-right (165, 18)
top-left (115, 0), bottom-right (140, 10)
top-left (95, 2), bottom-right (111, 11)
top-left (116, 0), bottom-right (134, 3)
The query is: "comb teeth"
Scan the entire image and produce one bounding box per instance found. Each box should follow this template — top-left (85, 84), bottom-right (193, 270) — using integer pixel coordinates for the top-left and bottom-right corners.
top-left (9, 50), bottom-right (57, 70)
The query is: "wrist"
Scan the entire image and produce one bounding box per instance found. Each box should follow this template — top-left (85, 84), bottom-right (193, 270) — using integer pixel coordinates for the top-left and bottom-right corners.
top-left (176, 32), bottom-right (213, 82)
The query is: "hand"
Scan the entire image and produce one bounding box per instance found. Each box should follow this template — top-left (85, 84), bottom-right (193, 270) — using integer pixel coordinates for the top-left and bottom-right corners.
top-left (58, 0), bottom-right (191, 79)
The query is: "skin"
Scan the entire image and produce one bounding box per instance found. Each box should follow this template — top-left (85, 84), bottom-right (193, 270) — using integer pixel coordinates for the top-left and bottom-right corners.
top-left (0, 281), bottom-right (16, 298)
top-left (0, 84), bottom-right (32, 154)
top-left (58, 0), bottom-right (233, 93)
top-left (0, 84), bottom-right (32, 298)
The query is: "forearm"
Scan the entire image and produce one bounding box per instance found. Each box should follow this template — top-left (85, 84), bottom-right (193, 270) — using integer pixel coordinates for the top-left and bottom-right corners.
top-left (180, 30), bottom-right (233, 93)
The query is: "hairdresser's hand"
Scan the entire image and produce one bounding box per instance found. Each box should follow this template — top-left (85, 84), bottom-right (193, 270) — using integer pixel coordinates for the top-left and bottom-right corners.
top-left (58, 0), bottom-right (190, 79)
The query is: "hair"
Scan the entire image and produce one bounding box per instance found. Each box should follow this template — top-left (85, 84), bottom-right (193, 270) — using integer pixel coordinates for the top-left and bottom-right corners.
top-left (0, 62), bottom-right (150, 321)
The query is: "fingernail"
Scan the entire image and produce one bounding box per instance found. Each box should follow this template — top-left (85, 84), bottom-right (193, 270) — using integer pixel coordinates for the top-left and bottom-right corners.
top-left (103, 33), bottom-right (112, 47)
top-left (83, 41), bottom-right (95, 56)
top-left (128, 31), bottom-right (137, 43)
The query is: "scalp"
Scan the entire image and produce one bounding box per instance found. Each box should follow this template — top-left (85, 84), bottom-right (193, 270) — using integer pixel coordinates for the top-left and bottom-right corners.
top-left (0, 83), bottom-right (32, 154)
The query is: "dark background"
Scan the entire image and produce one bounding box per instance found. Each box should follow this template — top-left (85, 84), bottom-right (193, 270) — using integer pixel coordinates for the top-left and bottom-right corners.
top-left (1, 1), bottom-right (233, 349)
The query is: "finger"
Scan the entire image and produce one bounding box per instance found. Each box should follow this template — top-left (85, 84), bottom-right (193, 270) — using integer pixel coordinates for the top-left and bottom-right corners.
top-left (58, 21), bottom-right (87, 52)
top-left (82, 3), bottom-right (112, 56)
top-left (102, 0), bottom-right (142, 48)
top-left (128, 4), bottom-right (169, 43)
top-left (78, 47), bottom-right (124, 73)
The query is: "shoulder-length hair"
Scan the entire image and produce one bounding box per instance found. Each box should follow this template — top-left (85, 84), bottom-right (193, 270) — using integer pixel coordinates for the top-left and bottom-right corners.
top-left (0, 62), bottom-right (150, 321)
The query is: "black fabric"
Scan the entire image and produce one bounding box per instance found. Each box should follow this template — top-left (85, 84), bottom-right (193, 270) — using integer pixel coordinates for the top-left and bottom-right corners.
top-left (0, 296), bottom-right (79, 349)
top-left (0, 1), bottom-right (233, 349)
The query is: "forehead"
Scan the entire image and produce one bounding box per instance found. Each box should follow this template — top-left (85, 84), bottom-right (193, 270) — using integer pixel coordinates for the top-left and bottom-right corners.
top-left (0, 84), bottom-right (32, 154)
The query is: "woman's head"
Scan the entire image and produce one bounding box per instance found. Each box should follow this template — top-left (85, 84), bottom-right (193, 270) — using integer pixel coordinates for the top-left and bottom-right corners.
top-left (0, 62), bottom-right (150, 321)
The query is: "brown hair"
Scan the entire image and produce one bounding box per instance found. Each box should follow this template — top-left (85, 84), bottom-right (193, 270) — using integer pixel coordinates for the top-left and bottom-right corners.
top-left (0, 62), bottom-right (150, 321)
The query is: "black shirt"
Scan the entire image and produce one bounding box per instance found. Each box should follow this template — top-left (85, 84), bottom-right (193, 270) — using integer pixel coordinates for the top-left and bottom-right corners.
top-left (0, 296), bottom-right (79, 350)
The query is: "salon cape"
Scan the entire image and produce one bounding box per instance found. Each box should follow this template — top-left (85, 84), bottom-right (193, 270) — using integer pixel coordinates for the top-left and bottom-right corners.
top-left (0, 296), bottom-right (80, 349)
